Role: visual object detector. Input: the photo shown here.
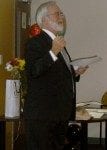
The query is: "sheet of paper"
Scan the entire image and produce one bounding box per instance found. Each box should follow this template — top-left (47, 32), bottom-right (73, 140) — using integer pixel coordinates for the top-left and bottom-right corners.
top-left (76, 102), bottom-right (90, 107)
top-left (76, 101), bottom-right (102, 107)
top-left (87, 112), bottom-right (104, 118)
top-left (86, 109), bottom-right (106, 118)
top-left (86, 108), bottom-right (107, 113)
top-left (70, 55), bottom-right (102, 68)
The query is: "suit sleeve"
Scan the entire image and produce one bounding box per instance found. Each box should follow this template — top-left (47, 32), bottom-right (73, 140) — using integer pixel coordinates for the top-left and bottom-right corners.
top-left (25, 38), bottom-right (55, 78)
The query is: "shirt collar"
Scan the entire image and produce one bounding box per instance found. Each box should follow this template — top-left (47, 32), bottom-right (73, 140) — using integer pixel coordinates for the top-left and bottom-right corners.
top-left (42, 29), bottom-right (56, 40)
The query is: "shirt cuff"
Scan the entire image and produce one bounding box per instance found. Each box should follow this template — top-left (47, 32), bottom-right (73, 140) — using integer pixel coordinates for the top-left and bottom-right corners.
top-left (49, 50), bottom-right (58, 61)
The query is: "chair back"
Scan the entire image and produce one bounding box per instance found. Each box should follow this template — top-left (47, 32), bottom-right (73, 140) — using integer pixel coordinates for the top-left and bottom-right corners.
top-left (101, 92), bottom-right (107, 108)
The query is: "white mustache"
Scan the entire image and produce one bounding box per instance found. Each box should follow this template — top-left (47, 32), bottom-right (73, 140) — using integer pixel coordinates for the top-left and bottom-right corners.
top-left (49, 21), bottom-right (64, 31)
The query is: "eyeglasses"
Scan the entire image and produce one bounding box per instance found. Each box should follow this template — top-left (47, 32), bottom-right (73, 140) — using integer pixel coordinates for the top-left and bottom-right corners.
top-left (47, 11), bottom-right (64, 17)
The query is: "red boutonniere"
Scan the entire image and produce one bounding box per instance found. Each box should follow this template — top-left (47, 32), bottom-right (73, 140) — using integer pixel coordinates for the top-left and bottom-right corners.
top-left (28, 23), bottom-right (42, 37)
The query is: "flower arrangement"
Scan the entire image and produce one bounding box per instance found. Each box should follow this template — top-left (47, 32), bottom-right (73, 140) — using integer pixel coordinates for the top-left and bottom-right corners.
top-left (5, 58), bottom-right (25, 79)
top-left (5, 58), bottom-right (26, 111)
top-left (5, 23), bottom-right (41, 111)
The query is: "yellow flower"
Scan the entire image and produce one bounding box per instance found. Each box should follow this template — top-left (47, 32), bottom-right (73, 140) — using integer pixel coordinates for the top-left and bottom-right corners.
top-left (17, 59), bottom-right (25, 70)
top-left (5, 58), bottom-right (26, 79)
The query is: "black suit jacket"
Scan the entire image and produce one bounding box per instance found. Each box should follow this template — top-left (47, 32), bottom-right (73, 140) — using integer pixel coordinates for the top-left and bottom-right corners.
top-left (23, 31), bottom-right (79, 121)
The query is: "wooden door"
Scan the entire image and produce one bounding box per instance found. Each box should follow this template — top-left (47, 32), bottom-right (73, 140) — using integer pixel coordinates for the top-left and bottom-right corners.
top-left (0, 1), bottom-right (15, 150)
top-left (0, 0), bottom-right (15, 116)
top-left (0, 1), bottom-right (31, 150)
top-left (15, 0), bottom-right (31, 58)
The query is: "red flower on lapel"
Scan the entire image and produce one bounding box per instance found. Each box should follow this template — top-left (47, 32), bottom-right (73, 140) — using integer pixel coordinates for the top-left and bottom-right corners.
top-left (29, 23), bottom-right (42, 37)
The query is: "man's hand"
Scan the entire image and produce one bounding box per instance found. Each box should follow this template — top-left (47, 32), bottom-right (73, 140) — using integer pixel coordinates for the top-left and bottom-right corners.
top-left (51, 36), bottom-right (66, 55)
top-left (75, 66), bottom-right (89, 76)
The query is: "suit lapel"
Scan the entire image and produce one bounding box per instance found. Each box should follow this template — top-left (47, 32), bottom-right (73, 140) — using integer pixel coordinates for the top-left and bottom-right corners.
top-left (41, 31), bottom-right (75, 73)
top-left (40, 31), bottom-right (53, 51)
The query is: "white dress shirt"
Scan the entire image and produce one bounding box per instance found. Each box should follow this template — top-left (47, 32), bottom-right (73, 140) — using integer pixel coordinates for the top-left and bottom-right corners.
top-left (42, 29), bottom-right (71, 71)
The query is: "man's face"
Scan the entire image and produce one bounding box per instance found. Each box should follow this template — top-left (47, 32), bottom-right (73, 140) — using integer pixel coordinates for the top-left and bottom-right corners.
top-left (44, 5), bottom-right (66, 35)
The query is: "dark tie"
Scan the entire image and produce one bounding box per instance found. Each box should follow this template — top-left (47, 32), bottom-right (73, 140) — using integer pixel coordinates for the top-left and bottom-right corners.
top-left (58, 48), bottom-right (76, 120)
top-left (58, 48), bottom-right (76, 94)
top-left (61, 48), bottom-right (71, 71)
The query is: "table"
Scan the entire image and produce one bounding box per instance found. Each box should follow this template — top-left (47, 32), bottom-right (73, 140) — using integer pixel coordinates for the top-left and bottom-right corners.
top-left (0, 115), bottom-right (107, 150)
top-left (0, 116), bottom-right (19, 150)
top-left (77, 114), bottom-right (107, 150)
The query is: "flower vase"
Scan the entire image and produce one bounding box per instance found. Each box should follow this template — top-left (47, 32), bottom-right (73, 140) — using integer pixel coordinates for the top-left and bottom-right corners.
top-left (5, 79), bottom-right (21, 118)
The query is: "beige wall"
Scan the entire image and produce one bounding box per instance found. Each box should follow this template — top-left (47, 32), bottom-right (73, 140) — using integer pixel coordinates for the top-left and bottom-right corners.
top-left (31, 0), bottom-right (107, 137)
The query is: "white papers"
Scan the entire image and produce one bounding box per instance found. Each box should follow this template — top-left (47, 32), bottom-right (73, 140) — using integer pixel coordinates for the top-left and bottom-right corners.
top-left (86, 108), bottom-right (107, 113)
top-left (76, 102), bottom-right (90, 107)
top-left (86, 108), bottom-right (107, 118)
top-left (70, 55), bottom-right (102, 69)
top-left (76, 101), bottom-right (102, 108)
top-left (87, 111), bottom-right (104, 118)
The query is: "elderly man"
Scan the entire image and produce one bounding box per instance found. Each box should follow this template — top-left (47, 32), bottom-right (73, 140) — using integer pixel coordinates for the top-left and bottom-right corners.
top-left (23, 1), bottom-right (88, 150)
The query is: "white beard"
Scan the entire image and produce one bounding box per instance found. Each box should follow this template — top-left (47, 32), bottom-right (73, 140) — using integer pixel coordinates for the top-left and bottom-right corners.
top-left (49, 20), bottom-right (65, 35)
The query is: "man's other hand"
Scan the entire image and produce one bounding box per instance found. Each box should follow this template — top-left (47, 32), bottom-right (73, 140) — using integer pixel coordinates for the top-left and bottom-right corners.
top-left (75, 66), bottom-right (89, 76)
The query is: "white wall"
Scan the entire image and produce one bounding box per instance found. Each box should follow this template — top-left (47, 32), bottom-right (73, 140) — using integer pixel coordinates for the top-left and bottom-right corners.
top-left (31, 0), bottom-right (107, 137)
